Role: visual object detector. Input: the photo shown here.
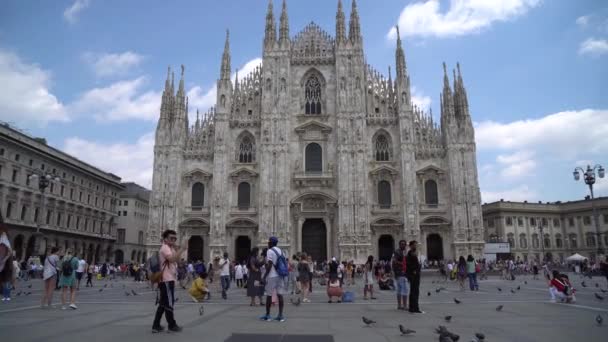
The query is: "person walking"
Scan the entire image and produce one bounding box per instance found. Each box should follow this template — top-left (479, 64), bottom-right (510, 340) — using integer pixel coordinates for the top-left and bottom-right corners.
top-left (85, 264), bottom-right (94, 287)
top-left (76, 256), bottom-right (86, 290)
top-left (298, 253), bottom-right (311, 303)
top-left (235, 262), bottom-right (244, 288)
top-left (392, 240), bottom-right (409, 310)
top-left (219, 252), bottom-right (230, 299)
top-left (406, 241), bottom-right (424, 314)
top-left (457, 256), bottom-right (467, 291)
top-left (246, 247), bottom-right (264, 306)
top-left (466, 255), bottom-right (479, 291)
top-left (152, 229), bottom-right (188, 333)
top-left (41, 247), bottom-right (60, 308)
top-left (363, 255), bottom-right (376, 300)
top-left (260, 236), bottom-right (286, 322)
top-left (58, 249), bottom-right (79, 310)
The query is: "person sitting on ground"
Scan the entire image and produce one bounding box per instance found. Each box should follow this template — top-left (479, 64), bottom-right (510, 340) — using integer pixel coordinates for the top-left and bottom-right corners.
top-left (327, 276), bottom-right (343, 303)
top-left (548, 270), bottom-right (575, 303)
top-left (189, 271), bottom-right (209, 303)
top-left (378, 272), bottom-right (394, 290)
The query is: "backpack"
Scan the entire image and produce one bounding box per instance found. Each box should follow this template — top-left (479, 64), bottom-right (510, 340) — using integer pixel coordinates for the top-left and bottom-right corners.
top-left (147, 252), bottom-right (163, 284)
top-left (62, 257), bottom-right (75, 277)
top-left (270, 247), bottom-right (289, 277)
top-left (195, 262), bottom-right (206, 275)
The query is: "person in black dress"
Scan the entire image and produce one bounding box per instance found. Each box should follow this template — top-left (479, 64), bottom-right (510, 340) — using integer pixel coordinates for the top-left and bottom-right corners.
top-left (406, 240), bottom-right (424, 314)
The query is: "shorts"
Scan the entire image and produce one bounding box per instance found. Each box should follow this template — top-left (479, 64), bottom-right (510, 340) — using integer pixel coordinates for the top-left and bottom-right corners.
top-left (396, 276), bottom-right (410, 296)
top-left (76, 272), bottom-right (83, 280)
top-left (264, 276), bottom-right (287, 296)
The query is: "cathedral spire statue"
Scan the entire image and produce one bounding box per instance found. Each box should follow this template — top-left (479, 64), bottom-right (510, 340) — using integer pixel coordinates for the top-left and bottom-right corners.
top-left (264, 0), bottom-right (276, 48)
top-left (234, 68), bottom-right (240, 93)
top-left (348, 0), bottom-right (361, 44)
top-left (221, 30), bottom-right (231, 80)
top-left (395, 25), bottom-right (407, 80)
top-left (177, 64), bottom-right (185, 97)
top-left (164, 66), bottom-right (171, 93)
top-left (336, 0), bottom-right (346, 45)
top-left (279, 0), bottom-right (289, 45)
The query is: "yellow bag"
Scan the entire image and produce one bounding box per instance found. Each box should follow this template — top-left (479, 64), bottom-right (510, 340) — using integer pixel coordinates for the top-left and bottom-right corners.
top-left (97, 274), bottom-right (102, 280)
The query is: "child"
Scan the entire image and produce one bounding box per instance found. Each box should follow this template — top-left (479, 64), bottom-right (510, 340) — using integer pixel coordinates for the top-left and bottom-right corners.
top-left (189, 272), bottom-right (209, 303)
top-left (548, 270), bottom-right (575, 303)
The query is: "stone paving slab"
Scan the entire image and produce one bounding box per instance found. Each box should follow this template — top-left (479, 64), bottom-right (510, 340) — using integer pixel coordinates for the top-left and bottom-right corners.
top-left (0, 273), bottom-right (607, 342)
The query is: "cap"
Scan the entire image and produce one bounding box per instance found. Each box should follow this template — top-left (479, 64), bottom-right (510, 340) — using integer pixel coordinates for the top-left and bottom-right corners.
top-left (332, 257), bottom-right (336, 262)
top-left (269, 236), bottom-right (279, 244)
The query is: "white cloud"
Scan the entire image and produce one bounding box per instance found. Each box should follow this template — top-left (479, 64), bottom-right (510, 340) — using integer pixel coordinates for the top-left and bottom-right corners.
top-left (84, 51), bottom-right (144, 77)
top-left (578, 38), bottom-right (608, 57)
top-left (496, 150), bottom-right (536, 179)
top-left (63, 0), bottom-right (91, 24)
top-left (387, 0), bottom-right (541, 39)
top-left (411, 86), bottom-right (432, 111)
top-left (0, 49), bottom-right (68, 125)
top-left (481, 185), bottom-right (538, 203)
top-left (576, 15), bottom-right (590, 28)
top-left (63, 132), bottom-right (154, 188)
top-left (70, 77), bottom-right (161, 122)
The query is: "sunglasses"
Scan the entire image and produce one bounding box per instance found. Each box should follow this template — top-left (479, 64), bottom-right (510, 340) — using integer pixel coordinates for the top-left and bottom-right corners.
top-left (168, 236), bottom-right (177, 241)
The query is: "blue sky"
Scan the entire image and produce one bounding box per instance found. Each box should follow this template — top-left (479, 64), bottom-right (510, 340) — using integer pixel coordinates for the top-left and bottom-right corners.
top-left (1, 0), bottom-right (607, 202)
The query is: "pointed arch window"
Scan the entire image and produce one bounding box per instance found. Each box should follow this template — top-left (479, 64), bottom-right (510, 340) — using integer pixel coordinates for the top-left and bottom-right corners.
top-left (191, 182), bottom-right (204, 209)
top-left (305, 75), bottom-right (322, 114)
top-left (237, 134), bottom-right (255, 163)
top-left (237, 182), bottom-right (251, 209)
top-left (374, 134), bottom-right (390, 161)
top-left (305, 143), bottom-right (322, 173)
top-left (377, 181), bottom-right (392, 208)
top-left (424, 180), bottom-right (438, 206)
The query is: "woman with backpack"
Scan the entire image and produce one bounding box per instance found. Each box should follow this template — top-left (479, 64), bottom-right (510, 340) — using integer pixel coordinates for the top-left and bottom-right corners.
top-left (457, 256), bottom-right (467, 291)
top-left (41, 247), bottom-right (60, 308)
top-left (466, 255), bottom-right (479, 291)
top-left (59, 249), bottom-right (80, 310)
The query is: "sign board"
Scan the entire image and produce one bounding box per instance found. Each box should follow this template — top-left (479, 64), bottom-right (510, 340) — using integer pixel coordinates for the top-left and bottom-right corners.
top-left (484, 243), bottom-right (510, 254)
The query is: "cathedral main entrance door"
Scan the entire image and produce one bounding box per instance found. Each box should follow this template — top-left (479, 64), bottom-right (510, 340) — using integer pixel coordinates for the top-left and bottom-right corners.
top-left (302, 219), bottom-right (327, 263)
top-left (426, 233), bottom-right (444, 261)
top-left (235, 236), bottom-right (251, 264)
top-left (188, 236), bottom-right (204, 262)
top-left (378, 235), bottom-right (394, 261)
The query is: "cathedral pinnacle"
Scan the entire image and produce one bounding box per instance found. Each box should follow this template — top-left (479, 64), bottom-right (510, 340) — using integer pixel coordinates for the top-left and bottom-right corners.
top-left (336, 0), bottom-right (346, 44)
top-left (348, 0), bottom-right (361, 44)
top-left (178, 64), bottom-right (185, 96)
top-left (395, 25), bottom-right (407, 80)
top-left (221, 29), bottom-right (231, 80)
top-left (279, 0), bottom-right (289, 45)
top-left (442, 62), bottom-right (451, 92)
top-left (164, 66), bottom-right (171, 92)
top-left (264, 0), bottom-right (276, 48)
top-left (234, 68), bottom-right (240, 92)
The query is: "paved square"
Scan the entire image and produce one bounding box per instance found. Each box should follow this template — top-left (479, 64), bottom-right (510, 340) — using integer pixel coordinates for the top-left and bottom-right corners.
top-left (1, 272), bottom-right (607, 341)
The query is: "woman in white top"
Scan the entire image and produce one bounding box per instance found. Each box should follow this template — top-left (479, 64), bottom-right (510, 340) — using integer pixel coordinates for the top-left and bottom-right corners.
top-left (41, 247), bottom-right (61, 308)
top-left (235, 263), bottom-right (244, 288)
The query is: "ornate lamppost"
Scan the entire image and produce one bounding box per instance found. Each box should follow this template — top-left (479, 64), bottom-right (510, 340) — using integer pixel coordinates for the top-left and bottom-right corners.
top-left (28, 169), bottom-right (61, 257)
top-left (573, 164), bottom-right (605, 258)
top-left (535, 217), bottom-right (546, 263)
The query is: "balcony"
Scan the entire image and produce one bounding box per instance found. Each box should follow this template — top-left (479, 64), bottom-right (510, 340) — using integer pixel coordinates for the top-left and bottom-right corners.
top-left (419, 203), bottom-right (447, 214)
top-left (292, 171), bottom-right (335, 188)
top-left (371, 204), bottom-right (400, 215)
top-left (183, 206), bottom-right (210, 218)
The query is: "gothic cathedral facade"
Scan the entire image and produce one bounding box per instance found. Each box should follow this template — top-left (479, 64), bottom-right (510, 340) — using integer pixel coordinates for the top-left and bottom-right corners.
top-left (146, 0), bottom-right (485, 264)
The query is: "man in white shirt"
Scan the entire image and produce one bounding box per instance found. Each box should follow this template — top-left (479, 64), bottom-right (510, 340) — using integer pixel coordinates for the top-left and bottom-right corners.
top-left (76, 257), bottom-right (86, 290)
top-left (260, 236), bottom-right (286, 322)
top-left (220, 252), bottom-right (230, 299)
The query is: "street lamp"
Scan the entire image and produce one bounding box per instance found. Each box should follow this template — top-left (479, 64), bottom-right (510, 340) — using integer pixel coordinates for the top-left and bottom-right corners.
top-left (535, 217), bottom-right (546, 263)
top-left (28, 169), bottom-right (61, 256)
top-left (573, 164), bottom-right (605, 258)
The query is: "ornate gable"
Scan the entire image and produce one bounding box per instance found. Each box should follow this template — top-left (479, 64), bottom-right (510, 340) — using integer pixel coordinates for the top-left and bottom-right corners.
top-left (183, 168), bottom-right (213, 185)
top-left (369, 165), bottom-right (399, 182)
top-left (291, 22), bottom-right (335, 65)
top-left (229, 167), bottom-right (258, 184)
top-left (416, 165), bottom-right (444, 175)
top-left (294, 120), bottom-right (332, 140)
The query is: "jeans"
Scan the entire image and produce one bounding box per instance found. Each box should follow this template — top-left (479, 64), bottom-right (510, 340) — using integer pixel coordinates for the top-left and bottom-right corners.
top-left (2, 282), bottom-right (12, 298)
top-left (221, 275), bottom-right (230, 291)
top-left (153, 281), bottom-right (177, 328)
top-left (467, 273), bottom-right (479, 291)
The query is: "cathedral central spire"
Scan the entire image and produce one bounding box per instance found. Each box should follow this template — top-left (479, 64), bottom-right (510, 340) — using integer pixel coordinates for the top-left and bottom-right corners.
top-left (336, 0), bottom-right (346, 45)
top-left (395, 25), bottom-right (407, 80)
top-left (348, 0), bottom-right (361, 44)
top-left (279, 0), bottom-right (289, 45)
top-left (221, 30), bottom-right (231, 80)
top-left (264, 0), bottom-right (276, 48)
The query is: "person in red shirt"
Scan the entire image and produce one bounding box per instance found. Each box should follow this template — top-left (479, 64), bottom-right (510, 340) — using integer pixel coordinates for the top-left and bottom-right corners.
top-left (548, 270), bottom-right (575, 303)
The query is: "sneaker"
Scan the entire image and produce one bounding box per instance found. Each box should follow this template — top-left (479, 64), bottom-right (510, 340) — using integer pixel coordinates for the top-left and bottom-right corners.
top-left (61, 305), bottom-right (67, 310)
top-left (151, 325), bottom-right (165, 333)
top-left (5, 298), bottom-right (10, 301)
top-left (168, 325), bottom-right (182, 333)
top-left (259, 314), bottom-right (272, 321)
top-left (274, 316), bottom-right (286, 322)
top-left (1, 298), bottom-right (5, 301)
top-left (69, 304), bottom-right (77, 310)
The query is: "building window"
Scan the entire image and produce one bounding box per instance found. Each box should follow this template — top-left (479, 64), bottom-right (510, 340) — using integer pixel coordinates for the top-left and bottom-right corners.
top-left (543, 234), bottom-right (551, 248)
top-left (237, 134), bottom-right (255, 163)
top-left (517, 217), bottom-right (523, 226)
top-left (76, 217), bottom-right (81, 230)
top-left (87, 194), bottom-right (91, 204)
top-left (118, 211), bottom-right (121, 216)
top-left (34, 208), bottom-right (39, 222)
top-left (124, 200), bottom-right (128, 206)
top-left (117, 229), bottom-right (126, 244)
top-left (541, 218), bottom-right (548, 227)
top-left (41, 163), bottom-right (45, 170)
top-left (70, 188), bottom-right (74, 199)
top-left (506, 217), bottom-right (513, 226)
top-left (79, 192), bottom-right (83, 201)
top-left (305, 143), bottom-right (322, 173)
top-left (586, 233), bottom-right (596, 247)
top-left (425, 180), bottom-right (439, 206)
top-left (123, 211), bottom-right (127, 216)
top-left (377, 180), bottom-right (392, 208)
top-left (14, 153), bottom-right (20, 161)
top-left (519, 234), bottom-right (527, 249)
top-left (5, 202), bottom-right (12, 218)
top-left (507, 233), bottom-right (514, 248)
top-left (28, 159), bottom-right (33, 166)
top-left (529, 218), bottom-right (536, 226)
top-left (191, 182), bottom-right (205, 208)
top-left (12, 169), bottom-right (18, 182)
top-left (60, 186), bottom-right (65, 197)
top-left (138, 231), bottom-right (144, 245)
top-left (0, 148), bottom-right (4, 156)
top-left (487, 219), bottom-right (495, 228)
top-left (532, 233), bottom-right (539, 248)
top-left (374, 133), bottom-right (391, 161)
top-left (95, 197), bottom-right (98, 206)
top-left (583, 216), bottom-right (591, 225)
top-left (46, 210), bottom-right (52, 224)
top-left (304, 74), bottom-right (322, 114)
top-left (56, 213), bottom-right (62, 226)
top-left (568, 217), bottom-right (574, 227)
top-left (50, 183), bottom-right (54, 193)
top-left (553, 218), bottom-right (560, 227)
top-left (569, 234), bottom-right (577, 248)
top-left (605, 234), bottom-right (608, 247)
top-left (555, 234), bottom-right (562, 248)
top-left (237, 182), bottom-right (251, 209)
top-left (67, 215), bottom-right (72, 228)
top-left (26, 175), bottom-right (30, 186)
top-left (84, 219), bottom-right (89, 231)
top-left (604, 214), bottom-right (608, 224)
top-left (20, 205), bottom-right (27, 220)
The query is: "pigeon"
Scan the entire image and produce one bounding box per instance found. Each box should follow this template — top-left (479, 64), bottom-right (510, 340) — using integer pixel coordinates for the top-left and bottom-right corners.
top-left (290, 297), bottom-right (301, 306)
top-left (25, 292), bottom-right (31, 295)
top-left (198, 305), bottom-right (204, 316)
top-left (595, 293), bottom-right (604, 300)
top-left (436, 288), bottom-right (441, 293)
top-left (16, 291), bottom-right (22, 296)
top-left (475, 332), bottom-right (486, 341)
top-left (99, 288), bottom-right (103, 292)
top-left (125, 291), bottom-right (131, 296)
top-left (427, 292), bottom-right (431, 296)
top-left (432, 280), bottom-right (436, 284)
top-left (454, 298), bottom-right (461, 304)
top-left (445, 315), bottom-right (452, 322)
top-left (435, 326), bottom-right (460, 341)
top-left (497, 287), bottom-right (502, 292)
top-left (131, 290), bottom-right (138, 296)
top-left (597, 315), bottom-right (603, 325)
top-left (104, 284), bottom-right (108, 288)
top-left (27, 284), bottom-right (32, 289)
top-left (601, 289), bottom-right (607, 293)
top-left (362, 316), bottom-right (376, 326)
top-left (399, 324), bottom-right (416, 335)
top-left (517, 286), bottom-right (521, 291)
top-left (582, 281), bottom-right (587, 287)
top-left (524, 281), bottom-right (528, 285)
top-left (496, 305), bottom-right (503, 311)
